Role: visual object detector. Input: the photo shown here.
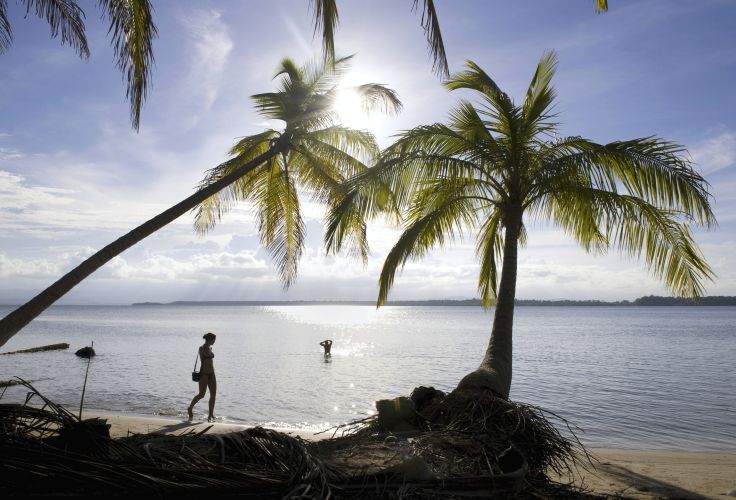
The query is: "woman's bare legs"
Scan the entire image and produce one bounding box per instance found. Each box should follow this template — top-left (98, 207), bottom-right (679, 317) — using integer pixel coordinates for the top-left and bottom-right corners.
top-left (188, 376), bottom-right (208, 420)
top-left (207, 373), bottom-right (217, 421)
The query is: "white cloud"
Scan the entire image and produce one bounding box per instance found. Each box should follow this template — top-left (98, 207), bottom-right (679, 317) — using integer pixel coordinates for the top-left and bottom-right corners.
top-left (0, 248), bottom-right (94, 279)
top-left (106, 250), bottom-right (271, 283)
top-left (179, 9), bottom-right (234, 114)
top-left (0, 148), bottom-right (23, 161)
top-left (0, 169), bottom-right (183, 234)
top-left (0, 170), bottom-right (76, 219)
top-left (690, 131), bottom-right (736, 175)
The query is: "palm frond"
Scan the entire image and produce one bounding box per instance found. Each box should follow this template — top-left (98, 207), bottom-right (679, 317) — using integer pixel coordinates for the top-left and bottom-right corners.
top-left (251, 91), bottom-right (289, 121)
top-left (351, 83), bottom-right (403, 117)
top-left (522, 50), bottom-right (558, 138)
top-left (0, 0), bottom-right (12, 53)
top-left (596, 0), bottom-right (608, 13)
top-left (527, 182), bottom-right (610, 255)
top-left (256, 161), bottom-right (305, 288)
top-left (22, 0), bottom-right (89, 57)
top-left (288, 146), bottom-right (347, 206)
top-left (301, 126), bottom-right (378, 164)
top-left (378, 180), bottom-right (484, 306)
top-left (325, 165), bottom-right (403, 261)
top-left (532, 137), bottom-right (716, 228)
top-left (475, 210), bottom-right (504, 307)
top-left (324, 189), bottom-right (371, 263)
top-left (601, 139), bottom-right (715, 226)
top-left (411, 0), bottom-right (449, 78)
top-left (274, 57), bottom-right (303, 83)
top-left (98, 0), bottom-right (158, 130)
top-left (193, 130), bottom-right (278, 234)
top-left (446, 100), bottom-right (510, 165)
top-left (377, 123), bottom-right (509, 207)
top-left (309, 0), bottom-right (338, 65)
top-left (445, 60), bottom-right (503, 98)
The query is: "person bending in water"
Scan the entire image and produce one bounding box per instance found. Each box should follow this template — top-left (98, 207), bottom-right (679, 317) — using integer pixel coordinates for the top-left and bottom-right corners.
top-left (188, 332), bottom-right (217, 422)
top-left (320, 339), bottom-right (332, 356)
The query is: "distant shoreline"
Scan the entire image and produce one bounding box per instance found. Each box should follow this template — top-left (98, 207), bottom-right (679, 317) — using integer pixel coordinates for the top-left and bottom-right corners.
top-left (131, 296), bottom-right (736, 307)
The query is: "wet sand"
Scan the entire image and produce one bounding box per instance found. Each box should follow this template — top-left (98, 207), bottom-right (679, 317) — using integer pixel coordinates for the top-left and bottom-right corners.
top-left (83, 410), bottom-right (326, 441)
top-left (86, 411), bottom-right (736, 499)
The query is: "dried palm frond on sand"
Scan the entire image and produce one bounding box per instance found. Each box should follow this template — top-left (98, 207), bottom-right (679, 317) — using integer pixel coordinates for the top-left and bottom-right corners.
top-left (0, 379), bottom-right (606, 498)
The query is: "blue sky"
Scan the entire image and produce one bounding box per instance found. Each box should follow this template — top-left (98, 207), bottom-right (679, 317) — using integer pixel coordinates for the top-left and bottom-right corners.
top-left (1, 0), bottom-right (735, 304)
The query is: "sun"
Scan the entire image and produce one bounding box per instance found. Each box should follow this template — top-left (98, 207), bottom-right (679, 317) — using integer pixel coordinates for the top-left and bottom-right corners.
top-left (333, 88), bottom-right (383, 132)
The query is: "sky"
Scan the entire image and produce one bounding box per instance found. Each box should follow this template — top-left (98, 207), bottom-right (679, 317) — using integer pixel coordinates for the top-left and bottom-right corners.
top-left (1, 0), bottom-right (735, 305)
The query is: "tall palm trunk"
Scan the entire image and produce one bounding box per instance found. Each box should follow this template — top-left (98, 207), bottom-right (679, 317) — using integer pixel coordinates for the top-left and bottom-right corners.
top-left (0, 141), bottom-right (287, 348)
top-left (456, 215), bottom-right (521, 399)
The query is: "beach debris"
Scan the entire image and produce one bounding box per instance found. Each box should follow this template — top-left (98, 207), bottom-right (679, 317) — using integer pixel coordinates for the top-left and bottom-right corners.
top-left (726, 488), bottom-right (736, 497)
top-left (0, 343), bottom-right (69, 355)
top-left (0, 379), bottom-right (30, 388)
top-left (375, 396), bottom-right (416, 432)
top-left (75, 346), bottom-right (95, 358)
top-left (0, 378), bottom-right (601, 498)
top-left (410, 385), bottom-right (445, 408)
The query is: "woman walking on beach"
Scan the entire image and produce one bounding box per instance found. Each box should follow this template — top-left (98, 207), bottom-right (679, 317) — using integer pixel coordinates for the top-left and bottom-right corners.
top-left (188, 332), bottom-right (217, 422)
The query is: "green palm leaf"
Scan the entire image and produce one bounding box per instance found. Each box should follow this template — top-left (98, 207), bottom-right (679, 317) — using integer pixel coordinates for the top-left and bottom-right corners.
top-left (98, 0), bottom-right (157, 130)
top-left (5, 0), bottom-right (89, 56)
top-left (255, 160), bottom-right (305, 287)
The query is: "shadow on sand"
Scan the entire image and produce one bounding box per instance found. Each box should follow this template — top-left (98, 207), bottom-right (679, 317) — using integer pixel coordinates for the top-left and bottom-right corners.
top-left (597, 463), bottom-right (708, 500)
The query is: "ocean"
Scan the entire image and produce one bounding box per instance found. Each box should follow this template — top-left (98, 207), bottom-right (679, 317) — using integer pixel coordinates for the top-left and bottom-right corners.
top-left (0, 305), bottom-right (734, 452)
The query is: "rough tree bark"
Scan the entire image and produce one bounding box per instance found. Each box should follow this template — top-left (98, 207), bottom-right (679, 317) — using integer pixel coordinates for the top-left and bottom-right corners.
top-left (455, 212), bottom-right (521, 399)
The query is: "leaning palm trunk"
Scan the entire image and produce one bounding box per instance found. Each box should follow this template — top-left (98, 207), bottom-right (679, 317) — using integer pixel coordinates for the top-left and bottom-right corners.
top-left (0, 141), bottom-right (286, 348)
top-left (457, 216), bottom-right (521, 399)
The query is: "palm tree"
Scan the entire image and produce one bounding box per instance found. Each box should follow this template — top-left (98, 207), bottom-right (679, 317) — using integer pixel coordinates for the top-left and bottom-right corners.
top-left (327, 51), bottom-right (715, 399)
top-left (193, 56), bottom-right (401, 286)
top-left (0, 55), bottom-right (401, 348)
top-left (310, 0), bottom-right (611, 78)
top-left (0, 0), bottom-right (156, 130)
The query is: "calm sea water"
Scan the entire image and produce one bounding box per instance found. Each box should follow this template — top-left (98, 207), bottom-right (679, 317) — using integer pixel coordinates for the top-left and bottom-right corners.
top-left (0, 305), bottom-right (734, 452)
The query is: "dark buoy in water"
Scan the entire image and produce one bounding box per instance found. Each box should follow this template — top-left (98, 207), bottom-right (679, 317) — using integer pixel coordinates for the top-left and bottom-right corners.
top-left (75, 346), bottom-right (95, 358)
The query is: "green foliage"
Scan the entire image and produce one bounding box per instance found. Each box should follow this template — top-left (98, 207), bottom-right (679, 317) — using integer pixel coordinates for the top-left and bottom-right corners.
top-left (329, 51), bottom-right (715, 307)
top-left (0, 0), bottom-right (156, 130)
top-left (0, 0), bottom-right (88, 56)
top-left (98, 0), bottom-right (157, 130)
top-left (194, 56), bottom-right (401, 287)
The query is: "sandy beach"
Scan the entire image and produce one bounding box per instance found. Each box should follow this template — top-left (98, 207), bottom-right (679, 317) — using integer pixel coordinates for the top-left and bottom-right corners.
top-left (84, 410), bottom-right (736, 499)
top-left (564, 449), bottom-right (736, 499)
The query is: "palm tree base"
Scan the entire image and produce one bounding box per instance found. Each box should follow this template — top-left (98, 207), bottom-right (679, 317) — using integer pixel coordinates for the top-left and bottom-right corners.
top-left (455, 367), bottom-right (510, 400)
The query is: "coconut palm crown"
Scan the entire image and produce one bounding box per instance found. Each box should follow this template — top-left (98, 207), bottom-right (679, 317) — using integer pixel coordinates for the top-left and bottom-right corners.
top-left (194, 55), bottom-right (401, 286)
top-left (327, 51), bottom-right (715, 399)
top-left (0, 55), bottom-right (400, 347)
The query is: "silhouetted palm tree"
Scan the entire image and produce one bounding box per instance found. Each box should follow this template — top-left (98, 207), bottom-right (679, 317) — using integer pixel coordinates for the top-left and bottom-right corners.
top-left (328, 52), bottom-right (715, 399)
top-left (0, 0), bottom-right (156, 130)
top-left (0, 55), bottom-right (400, 347)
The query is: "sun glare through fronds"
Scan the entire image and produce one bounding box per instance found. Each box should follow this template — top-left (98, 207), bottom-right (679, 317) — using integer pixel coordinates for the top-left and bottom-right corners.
top-left (334, 88), bottom-right (383, 132)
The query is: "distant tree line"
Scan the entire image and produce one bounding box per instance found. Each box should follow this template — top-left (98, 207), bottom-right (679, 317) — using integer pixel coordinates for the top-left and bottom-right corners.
top-left (632, 295), bottom-right (736, 306)
top-left (132, 296), bottom-right (736, 307)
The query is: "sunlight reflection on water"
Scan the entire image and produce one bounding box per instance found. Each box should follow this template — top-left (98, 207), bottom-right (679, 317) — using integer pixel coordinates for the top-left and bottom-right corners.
top-left (267, 305), bottom-right (388, 327)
